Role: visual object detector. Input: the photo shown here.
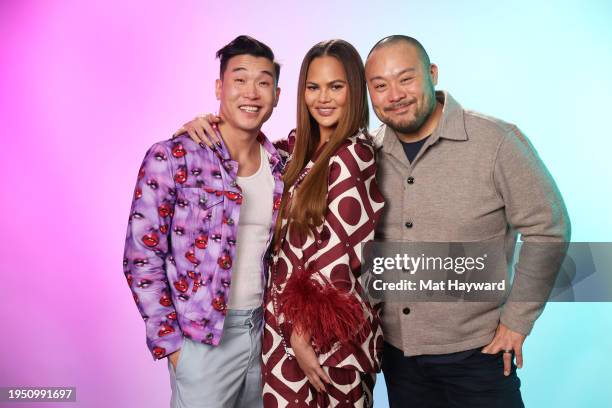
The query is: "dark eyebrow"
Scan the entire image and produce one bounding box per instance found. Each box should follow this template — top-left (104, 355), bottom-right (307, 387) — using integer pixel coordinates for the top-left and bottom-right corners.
top-left (260, 70), bottom-right (274, 79)
top-left (306, 79), bottom-right (347, 86)
top-left (231, 67), bottom-right (274, 79)
top-left (368, 67), bottom-right (416, 82)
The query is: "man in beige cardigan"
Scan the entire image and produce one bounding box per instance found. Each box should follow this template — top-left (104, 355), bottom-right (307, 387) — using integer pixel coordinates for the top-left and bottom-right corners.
top-left (366, 35), bottom-right (569, 407)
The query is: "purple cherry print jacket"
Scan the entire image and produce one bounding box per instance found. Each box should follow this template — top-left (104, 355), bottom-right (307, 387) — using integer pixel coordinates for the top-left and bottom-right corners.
top-left (123, 132), bottom-right (284, 360)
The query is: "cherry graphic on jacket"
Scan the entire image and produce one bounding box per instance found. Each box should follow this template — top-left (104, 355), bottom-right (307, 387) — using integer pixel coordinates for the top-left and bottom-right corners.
top-left (174, 276), bottom-right (189, 293)
top-left (153, 347), bottom-right (166, 359)
top-left (158, 202), bottom-right (172, 217)
top-left (174, 166), bottom-right (188, 184)
top-left (217, 254), bottom-right (232, 270)
top-left (159, 293), bottom-right (172, 307)
top-left (158, 323), bottom-right (175, 337)
top-left (172, 143), bottom-right (186, 158)
top-left (195, 235), bottom-right (208, 249)
top-left (224, 191), bottom-right (242, 203)
top-left (142, 233), bottom-right (159, 247)
top-left (212, 295), bottom-right (227, 312)
top-left (185, 248), bottom-right (199, 265)
top-left (188, 271), bottom-right (204, 293)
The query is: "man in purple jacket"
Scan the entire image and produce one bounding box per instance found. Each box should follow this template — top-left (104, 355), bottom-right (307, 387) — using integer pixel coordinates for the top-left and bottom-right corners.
top-left (123, 35), bottom-right (284, 407)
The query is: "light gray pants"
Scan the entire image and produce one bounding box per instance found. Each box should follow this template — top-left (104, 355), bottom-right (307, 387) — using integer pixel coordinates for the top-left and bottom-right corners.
top-left (168, 307), bottom-right (263, 408)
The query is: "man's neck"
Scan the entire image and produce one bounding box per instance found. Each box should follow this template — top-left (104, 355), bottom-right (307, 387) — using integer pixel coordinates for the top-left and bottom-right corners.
top-left (217, 122), bottom-right (261, 164)
top-left (396, 100), bottom-right (443, 143)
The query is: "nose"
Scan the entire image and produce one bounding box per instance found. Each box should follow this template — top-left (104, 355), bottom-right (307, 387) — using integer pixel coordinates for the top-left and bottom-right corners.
top-left (318, 87), bottom-right (331, 104)
top-left (388, 83), bottom-right (406, 103)
top-left (244, 81), bottom-right (259, 99)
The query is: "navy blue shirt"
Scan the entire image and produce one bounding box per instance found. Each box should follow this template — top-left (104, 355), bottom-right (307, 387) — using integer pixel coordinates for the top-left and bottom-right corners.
top-left (401, 136), bottom-right (430, 163)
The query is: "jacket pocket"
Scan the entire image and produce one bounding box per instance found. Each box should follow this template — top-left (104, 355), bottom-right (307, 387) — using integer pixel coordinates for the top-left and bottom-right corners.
top-left (179, 187), bottom-right (223, 238)
top-left (171, 187), bottom-right (223, 268)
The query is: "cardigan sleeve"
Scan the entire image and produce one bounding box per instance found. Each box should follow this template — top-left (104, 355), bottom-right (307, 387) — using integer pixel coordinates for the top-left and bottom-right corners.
top-left (494, 126), bottom-right (570, 335)
top-left (280, 137), bottom-right (385, 350)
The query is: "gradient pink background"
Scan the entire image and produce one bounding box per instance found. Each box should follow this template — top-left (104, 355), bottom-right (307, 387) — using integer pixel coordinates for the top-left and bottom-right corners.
top-left (1, 1), bottom-right (611, 407)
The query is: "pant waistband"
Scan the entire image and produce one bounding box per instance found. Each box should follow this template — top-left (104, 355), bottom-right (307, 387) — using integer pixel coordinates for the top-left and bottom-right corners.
top-left (223, 306), bottom-right (263, 328)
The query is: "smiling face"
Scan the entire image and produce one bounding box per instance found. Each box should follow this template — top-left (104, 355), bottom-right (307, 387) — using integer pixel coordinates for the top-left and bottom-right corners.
top-left (215, 54), bottom-right (280, 135)
top-left (304, 56), bottom-right (348, 140)
top-left (366, 42), bottom-right (437, 136)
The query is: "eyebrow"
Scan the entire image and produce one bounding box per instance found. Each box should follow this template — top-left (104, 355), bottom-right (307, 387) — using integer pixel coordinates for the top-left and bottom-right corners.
top-left (368, 67), bottom-right (416, 82)
top-left (231, 67), bottom-right (274, 78)
top-left (306, 79), bottom-right (347, 86)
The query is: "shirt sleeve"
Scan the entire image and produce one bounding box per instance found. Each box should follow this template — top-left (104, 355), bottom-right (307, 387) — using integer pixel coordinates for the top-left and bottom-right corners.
top-left (123, 143), bottom-right (183, 360)
top-left (280, 138), bottom-right (385, 350)
top-left (494, 126), bottom-right (571, 335)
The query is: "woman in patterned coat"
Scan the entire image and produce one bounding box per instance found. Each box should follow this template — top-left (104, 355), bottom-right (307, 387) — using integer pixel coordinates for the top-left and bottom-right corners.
top-left (262, 39), bottom-right (384, 408)
top-left (182, 39), bottom-right (385, 407)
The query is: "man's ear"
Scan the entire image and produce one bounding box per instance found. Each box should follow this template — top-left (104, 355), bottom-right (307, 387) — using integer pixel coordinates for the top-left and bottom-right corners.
top-left (273, 86), bottom-right (281, 108)
top-left (215, 79), bottom-right (222, 100)
top-left (430, 64), bottom-right (439, 86)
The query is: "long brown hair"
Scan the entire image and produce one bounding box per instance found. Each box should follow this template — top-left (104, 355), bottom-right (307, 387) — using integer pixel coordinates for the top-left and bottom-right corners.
top-left (275, 39), bottom-right (369, 242)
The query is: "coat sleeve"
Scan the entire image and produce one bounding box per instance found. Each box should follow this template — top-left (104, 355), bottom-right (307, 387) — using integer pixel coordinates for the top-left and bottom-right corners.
top-left (495, 126), bottom-right (571, 335)
top-left (280, 139), bottom-right (385, 350)
top-left (272, 129), bottom-right (296, 163)
top-left (123, 143), bottom-right (183, 360)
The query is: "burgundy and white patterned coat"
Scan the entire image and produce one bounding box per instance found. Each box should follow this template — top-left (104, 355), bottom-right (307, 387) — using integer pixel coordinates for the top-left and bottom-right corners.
top-left (263, 129), bottom-right (385, 401)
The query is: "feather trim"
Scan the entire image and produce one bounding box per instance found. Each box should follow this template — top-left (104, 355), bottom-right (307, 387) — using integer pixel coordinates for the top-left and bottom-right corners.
top-left (280, 270), bottom-right (366, 350)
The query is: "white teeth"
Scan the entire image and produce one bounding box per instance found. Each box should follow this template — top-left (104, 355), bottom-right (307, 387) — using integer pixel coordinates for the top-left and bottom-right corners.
top-left (240, 106), bottom-right (260, 113)
top-left (318, 108), bottom-right (334, 113)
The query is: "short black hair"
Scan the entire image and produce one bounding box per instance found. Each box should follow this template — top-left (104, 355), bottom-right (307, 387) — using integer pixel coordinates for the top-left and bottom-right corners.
top-left (367, 35), bottom-right (431, 68)
top-left (216, 35), bottom-right (281, 84)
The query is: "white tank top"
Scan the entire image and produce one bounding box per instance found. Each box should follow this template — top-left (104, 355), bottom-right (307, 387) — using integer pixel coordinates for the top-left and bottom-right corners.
top-left (228, 145), bottom-right (274, 310)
